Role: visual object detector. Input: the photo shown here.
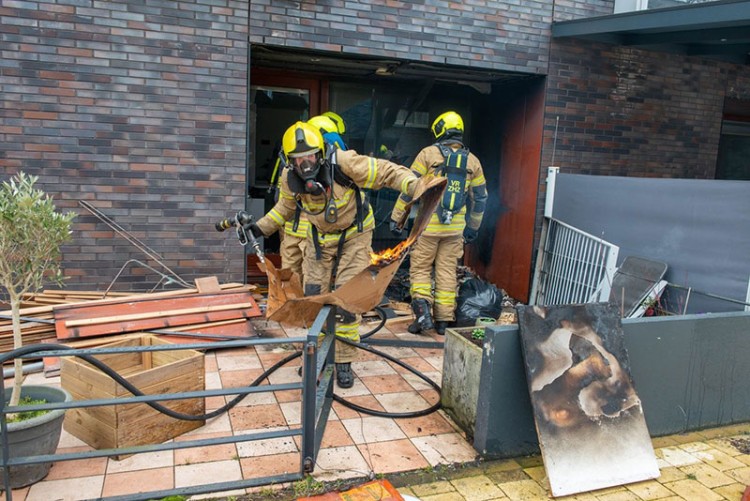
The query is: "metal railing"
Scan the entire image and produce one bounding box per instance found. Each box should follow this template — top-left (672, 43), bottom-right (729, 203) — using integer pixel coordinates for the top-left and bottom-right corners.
top-left (0, 306), bottom-right (336, 501)
top-left (530, 218), bottom-right (619, 306)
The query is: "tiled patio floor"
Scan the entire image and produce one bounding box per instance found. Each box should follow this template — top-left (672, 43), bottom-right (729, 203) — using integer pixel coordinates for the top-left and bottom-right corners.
top-left (5, 315), bottom-right (750, 501)
top-left (6, 315), bottom-right (473, 501)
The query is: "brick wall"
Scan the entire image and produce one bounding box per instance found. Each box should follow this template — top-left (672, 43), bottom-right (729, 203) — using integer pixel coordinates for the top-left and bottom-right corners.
top-left (552, 0), bottom-right (614, 21)
top-left (248, 0), bottom-right (560, 75)
top-left (0, 1), bottom-right (248, 291)
top-left (542, 39), bottom-right (727, 179)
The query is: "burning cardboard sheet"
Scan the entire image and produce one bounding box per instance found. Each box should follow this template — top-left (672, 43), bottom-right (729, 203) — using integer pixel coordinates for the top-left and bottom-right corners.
top-left (263, 176), bottom-right (446, 327)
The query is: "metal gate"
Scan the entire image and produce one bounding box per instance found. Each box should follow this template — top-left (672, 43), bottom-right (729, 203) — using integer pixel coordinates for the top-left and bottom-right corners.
top-left (0, 306), bottom-right (337, 501)
top-left (530, 217), bottom-right (619, 306)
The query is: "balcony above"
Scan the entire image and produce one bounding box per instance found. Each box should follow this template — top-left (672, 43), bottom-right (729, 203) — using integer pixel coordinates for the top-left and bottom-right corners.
top-left (552, 0), bottom-right (750, 64)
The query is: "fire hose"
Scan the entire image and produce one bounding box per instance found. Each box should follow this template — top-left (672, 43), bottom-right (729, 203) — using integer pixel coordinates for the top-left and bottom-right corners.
top-left (214, 210), bottom-right (442, 419)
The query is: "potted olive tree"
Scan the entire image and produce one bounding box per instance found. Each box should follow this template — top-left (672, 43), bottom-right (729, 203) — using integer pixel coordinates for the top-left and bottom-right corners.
top-left (0, 172), bottom-right (75, 489)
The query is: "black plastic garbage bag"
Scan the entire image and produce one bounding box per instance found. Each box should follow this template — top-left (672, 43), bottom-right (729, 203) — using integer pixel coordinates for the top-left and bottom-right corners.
top-left (455, 277), bottom-right (504, 327)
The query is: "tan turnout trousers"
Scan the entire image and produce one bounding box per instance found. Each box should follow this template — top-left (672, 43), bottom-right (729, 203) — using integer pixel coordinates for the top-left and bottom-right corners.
top-left (409, 234), bottom-right (464, 322)
top-left (303, 229), bottom-right (373, 363)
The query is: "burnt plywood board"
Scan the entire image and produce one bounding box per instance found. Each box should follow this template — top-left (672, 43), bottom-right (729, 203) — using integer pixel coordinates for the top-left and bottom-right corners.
top-left (516, 303), bottom-right (659, 497)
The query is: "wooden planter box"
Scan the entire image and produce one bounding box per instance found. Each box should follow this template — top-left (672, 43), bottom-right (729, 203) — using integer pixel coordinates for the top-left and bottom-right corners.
top-left (60, 335), bottom-right (205, 452)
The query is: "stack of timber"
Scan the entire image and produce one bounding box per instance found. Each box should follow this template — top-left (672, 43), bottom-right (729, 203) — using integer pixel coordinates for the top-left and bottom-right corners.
top-left (20, 289), bottom-right (134, 308)
top-left (1, 281), bottom-right (261, 363)
top-left (53, 285), bottom-right (261, 341)
top-left (0, 304), bottom-right (58, 353)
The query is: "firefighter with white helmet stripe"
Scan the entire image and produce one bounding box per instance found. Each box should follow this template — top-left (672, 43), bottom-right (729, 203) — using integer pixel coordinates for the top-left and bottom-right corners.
top-left (252, 121), bottom-right (420, 388)
top-left (390, 110), bottom-right (488, 335)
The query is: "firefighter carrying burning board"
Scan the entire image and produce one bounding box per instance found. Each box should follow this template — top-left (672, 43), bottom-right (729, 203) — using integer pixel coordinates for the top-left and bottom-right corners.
top-left (249, 121), bottom-right (420, 388)
top-left (390, 111), bottom-right (488, 335)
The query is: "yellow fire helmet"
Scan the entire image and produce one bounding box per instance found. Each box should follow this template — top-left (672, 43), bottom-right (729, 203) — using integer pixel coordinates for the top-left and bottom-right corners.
top-left (322, 111), bottom-right (346, 135)
top-left (308, 115), bottom-right (339, 135)
top-left (431, 111), bottom-right (464, 140)
top-left (282, 121), bottom-right (325, 158)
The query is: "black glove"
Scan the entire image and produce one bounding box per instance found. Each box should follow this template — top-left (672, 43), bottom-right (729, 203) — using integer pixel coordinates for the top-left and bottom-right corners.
top-left (248, 223), bottom-right (264, 239)
top-left (389, 220), bottom-right (403, 237)
top-left (463, 227), bottom-right (478, 243)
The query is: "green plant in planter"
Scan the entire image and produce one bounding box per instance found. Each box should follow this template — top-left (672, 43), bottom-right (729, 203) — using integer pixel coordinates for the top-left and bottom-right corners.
top-left (0, 172), bottom-right (75, 410)
top-left (471, 328), bottom-right (486, 341)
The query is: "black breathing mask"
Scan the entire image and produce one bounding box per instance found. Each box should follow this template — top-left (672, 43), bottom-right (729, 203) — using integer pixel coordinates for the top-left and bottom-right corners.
top-left (292, 157), bottom-right (324, 194)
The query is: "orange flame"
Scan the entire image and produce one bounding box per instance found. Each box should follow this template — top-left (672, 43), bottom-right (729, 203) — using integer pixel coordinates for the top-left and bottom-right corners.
top-left (370, 234), bottom-right (416, 266)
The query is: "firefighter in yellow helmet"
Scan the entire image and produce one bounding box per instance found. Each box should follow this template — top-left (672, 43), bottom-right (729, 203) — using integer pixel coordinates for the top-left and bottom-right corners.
top-left (322, 111), bottom-right (346, 136)
top-left (249, 121), bottom-right (420, 388)
top-left (267, 115), bottom-right (349, 280)
top-left (308, 115), bottom-right (347, 151)
top-left (390, 111), bottom-right (487, 335)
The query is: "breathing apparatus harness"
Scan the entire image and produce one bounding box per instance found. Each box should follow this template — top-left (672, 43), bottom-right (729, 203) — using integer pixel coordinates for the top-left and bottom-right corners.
top-left (286, 147), bottom-right (368, 259)
top-left (435, 140), bottom-right (471, 225)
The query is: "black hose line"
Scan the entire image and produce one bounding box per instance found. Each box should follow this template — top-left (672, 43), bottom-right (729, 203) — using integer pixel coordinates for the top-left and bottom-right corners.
top-left (333, 335), bottom-right (442, 418)
top-left (359, 305), bottom-right (388, 340)
top-left (3, 307), bottom-right (441, 421)
top-left (0, 344), bottom-right (302, 421)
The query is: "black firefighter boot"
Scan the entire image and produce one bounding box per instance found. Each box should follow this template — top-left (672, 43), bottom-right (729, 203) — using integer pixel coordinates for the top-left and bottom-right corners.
top-left (408, 298), bottom-right (435, 334)
top-left (434, 321), bottom-right (449, 335)
top-left (335, 362), bottom-right (354, 389)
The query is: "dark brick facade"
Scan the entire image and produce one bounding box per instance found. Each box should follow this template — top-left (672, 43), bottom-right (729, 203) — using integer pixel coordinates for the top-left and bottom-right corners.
top-left (248, 0), bottom-right (561, 75)
top-left (543, 38), bottom-right (750, 178)
top-left (0, 1), bottom-right (248, 290)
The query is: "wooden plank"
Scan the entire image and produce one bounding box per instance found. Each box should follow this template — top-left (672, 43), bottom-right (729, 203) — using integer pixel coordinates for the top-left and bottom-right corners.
top-left (54, 291), bottom-right (262, 339)
top-left (55, 290), bottom-right (256, 322)
top-left (62, 307), bottom-right (260, 339)
top-left (195, 276), bottom-right (222, 293)
top-left (52, 283), bottom-right (253, 315)
top-left (64, 302), bottom-right (257, 327)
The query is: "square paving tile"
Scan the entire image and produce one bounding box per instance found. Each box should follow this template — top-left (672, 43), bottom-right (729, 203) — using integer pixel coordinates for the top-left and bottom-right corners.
top-left (236, 426), bottom-right (298, 457)
top-left (26, 475), bottom-right (104, 501)
top-left (102, 467), bottom-right (173, 497)
top-left (174, 432), bottom-right (238, 465)
top-left (175, 459), bottom-right (243, 488)
top-left (229, 403), bottom-right (287, 430)
top-left (239, 451), bottom-right (300, 479)
top-left (216, 352), bottom-right (262, 371)
top-left (375, 391), bottom-right (430, 414)
top-left (319, 420), bottom-right (355, 448)
top-left (45, 453), bottom-right (108, 481)
top-left (396, 412), bottom-right (457, 438)
top-left (356, 438), bottom-right (429, 474)
top-left (360, 374), bottom-right (415, 394)
top-left (411, 432), bottom-right (478, 465)
top-left (341, 416), bottom-right (407, 444)
top-left (313, 445), bottom-right (371, 482)
top-left (332, 377), bottom-right (372, 398)
top-left (107, 449), bottom-right (173, 474)
top-left (218, 368), bottom-right (265, 390)
top-left (332, 395), bottom-right (386, 420)
top-left (351, 360), bottom-right (398, 377)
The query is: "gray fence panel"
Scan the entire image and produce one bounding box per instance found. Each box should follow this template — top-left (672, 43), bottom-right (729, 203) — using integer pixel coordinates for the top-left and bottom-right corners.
top-left (551, 174), bottom-right (750, 313)
top-left (473, 311), bottom-right (750, 457)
